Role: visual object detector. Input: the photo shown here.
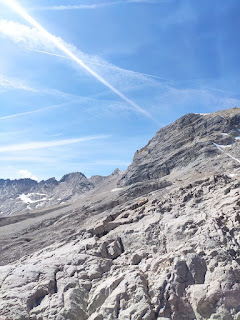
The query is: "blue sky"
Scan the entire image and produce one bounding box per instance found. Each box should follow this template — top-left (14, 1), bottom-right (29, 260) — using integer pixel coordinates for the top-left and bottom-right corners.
top-left (0, 0), bottom-right (240, 181)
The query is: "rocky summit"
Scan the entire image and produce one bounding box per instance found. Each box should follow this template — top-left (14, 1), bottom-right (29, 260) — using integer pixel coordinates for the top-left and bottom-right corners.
top-left (0, 108), bottom-right (240, 320)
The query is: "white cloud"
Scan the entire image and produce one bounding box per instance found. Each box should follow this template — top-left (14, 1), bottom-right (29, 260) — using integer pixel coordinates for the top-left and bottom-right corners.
top-left (0, 156), bottom-right (57, 163)
top-left (0, 18), bottom-right (160, 121)
top-left (1, 2), bottom-right (235, 125)
top-left (27, 48), bottom-right (167, 81)
top-left (0, 135), bottom-right (110, 153)
top-left (0, 20), bottom-right (56, 52)
top-left (0, 20), bottom-right (163, 85)
top-left (18, 169), bottom-right (38, 181)
top-left (0, 130), bottom-right (25, 136)
top-left (31, 0), bottom-right (165, 11)
top-left (0, 96), bottom-right (138, 121)
top-left (32, 2), bottom-right (121, 11)
top-left (129, 0), bottom-right (169, 3)
top-left (0, 102), bottom-right (68, 121)
top-left (0, 73), bottom-right (38, 92)
top-left (0, 0), bottom-right (156, 122)
top-left (151, 85), bottom-right (240, 115)
top-left (50, 133), bottom-right (63, 137)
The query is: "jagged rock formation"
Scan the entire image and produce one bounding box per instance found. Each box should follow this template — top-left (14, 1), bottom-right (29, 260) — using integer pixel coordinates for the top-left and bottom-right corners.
top-left (0, 108), bottom-right (240, 320)
top-left (119, 108), bottom-right (240, 186)
top-left (0, 171), bottom-right (117, 216)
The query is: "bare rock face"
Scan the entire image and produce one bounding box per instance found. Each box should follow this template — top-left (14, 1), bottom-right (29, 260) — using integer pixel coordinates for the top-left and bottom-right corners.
top-left (0, 108), bottom-right (240, 319)
top-left (0, 171), bottom-right (118, 216)
top-left (119, 108), bottom-right (240, 186)
top-left (0, 175), bottom-right (240, 320)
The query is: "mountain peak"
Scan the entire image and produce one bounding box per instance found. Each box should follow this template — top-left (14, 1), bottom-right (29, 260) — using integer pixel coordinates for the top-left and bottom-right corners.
top-left (59, 172), bottom-right (87, 183)
top-left (119, 108), bottom-right (240, 186)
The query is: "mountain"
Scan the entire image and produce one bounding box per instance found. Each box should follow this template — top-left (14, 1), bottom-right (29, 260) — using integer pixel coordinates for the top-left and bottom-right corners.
top-left (0, 172), bottom-right (114, 216)
top-left (119, 108), bottom-right (240, 186)
top-left (0, 108), bottom-right (240, 320)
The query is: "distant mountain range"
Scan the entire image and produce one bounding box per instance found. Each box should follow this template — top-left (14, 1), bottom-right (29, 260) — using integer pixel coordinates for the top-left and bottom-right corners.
top-left (0, 169), bottom-right (121, 216)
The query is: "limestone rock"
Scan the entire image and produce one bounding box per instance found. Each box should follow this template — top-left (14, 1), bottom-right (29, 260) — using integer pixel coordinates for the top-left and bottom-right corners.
top-left (0, 108), bottom-right (240, 319)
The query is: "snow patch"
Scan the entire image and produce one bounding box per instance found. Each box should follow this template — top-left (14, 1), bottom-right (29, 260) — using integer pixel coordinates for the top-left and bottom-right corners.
top-left (111, 188), bottom-right (123, 192)
top-left (213, 143), bottom-right (240, 164)
top-left (36, 202), bottom-right (45, 208)
top-left (19, 193), bottom-right (48, 204)
top-left (213, 143), bottom-right (224, 152)
top-left (228, 173), bottom-right (237, 178)
top-left (19, 194), bottom-right (34, 204)
top-left (213, 143), bottom-right (233, 150)
top-left (32, 193), bottom-right (47, 196)
top-left (225, 153), bottom-right (240, 164)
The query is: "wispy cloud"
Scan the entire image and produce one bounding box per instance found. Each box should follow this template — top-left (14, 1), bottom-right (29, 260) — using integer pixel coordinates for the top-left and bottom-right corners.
top-left (0, 135), bottom-right (110, 153)
top-left (0, 156), bottom-right (58, 163)
top-left (0, 17), bottom-right (162, 121)
top-left (32, 2), bottom-right (122, 11)
top-left (0, 1), bottom-right (157, 122)
top-left (0, 130), bottom-right (26, 137)
top-left (18, 169), bottom-right (38, 181)
top-left (0, 20), bottom-right (165, 85)
top-left (0, 94), bottom-right (144, 121)
top-left (0, 103), bottom-right (67, 121)
top-left (130, 0), bottom-right (169, 2)
top-left (151, 85), bottom-right (240, 117)
top-left (50, 133), bottom-right (63, 137)
top-left (0, 19), bottom-right (57, 51)
top-left (0, 73), bottom-right (38, 92)
top-left (31, 0), bottom-right (165, 11)
top-left (0, 84), bottom-right (145, 120)
top-left (27, 48), bottom-right (168, 82)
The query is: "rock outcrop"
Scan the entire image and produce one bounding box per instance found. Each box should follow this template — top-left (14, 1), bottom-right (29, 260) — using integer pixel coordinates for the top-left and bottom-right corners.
top-left (0, 171), bottom-right (118, 216)
top-left (0, 108), bottom-right (240, 319)
top-left (119, 108), bottom-right (240, 186)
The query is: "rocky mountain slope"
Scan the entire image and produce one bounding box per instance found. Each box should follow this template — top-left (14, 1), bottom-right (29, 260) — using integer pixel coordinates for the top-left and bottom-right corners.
top-left (0, 108), bottom-right (240, 320)
top-left (119, 108), bottom-right (240, 186)
top-left (0, 171), bottom-right (121, 216)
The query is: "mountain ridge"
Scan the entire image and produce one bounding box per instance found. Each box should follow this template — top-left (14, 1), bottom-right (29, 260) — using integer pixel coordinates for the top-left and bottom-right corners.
top-left (2, 108), bottom-right (240, 217)
top-left (0, 107), bottom-right (240, 320)
top-left (119, 109), bottom-right (240, 186)
top-left (0, 170), bottom-right (122, 216)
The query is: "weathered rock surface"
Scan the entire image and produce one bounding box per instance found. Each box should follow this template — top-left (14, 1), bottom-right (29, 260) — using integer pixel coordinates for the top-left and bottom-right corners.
top-left (0, 108), bottom-right (240, 319)
top-left (119, 108), bottom-right (240, 186)
top-left (0, 171), bottom-right (119, 217)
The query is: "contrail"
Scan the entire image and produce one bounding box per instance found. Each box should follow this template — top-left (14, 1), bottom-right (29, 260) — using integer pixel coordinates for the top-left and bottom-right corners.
top-left (2, 0), bottom-right (155, 122)
top-left (28, 48), bottom-right (169, 81)
top-left (0, 135), bottom-right (110, 152)
top-left (32, 2), bottom-right (125, 11)
top-left (0, 103), bottom-right (67, 120)
top-left (31, 0), bottom-right (162, 11)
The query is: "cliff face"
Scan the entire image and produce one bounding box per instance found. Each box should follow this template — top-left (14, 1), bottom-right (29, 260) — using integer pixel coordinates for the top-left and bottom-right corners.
top-left (119, 108), bottom-right (240, 186)
top-left (0, 108), bottom-right (240, 320)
